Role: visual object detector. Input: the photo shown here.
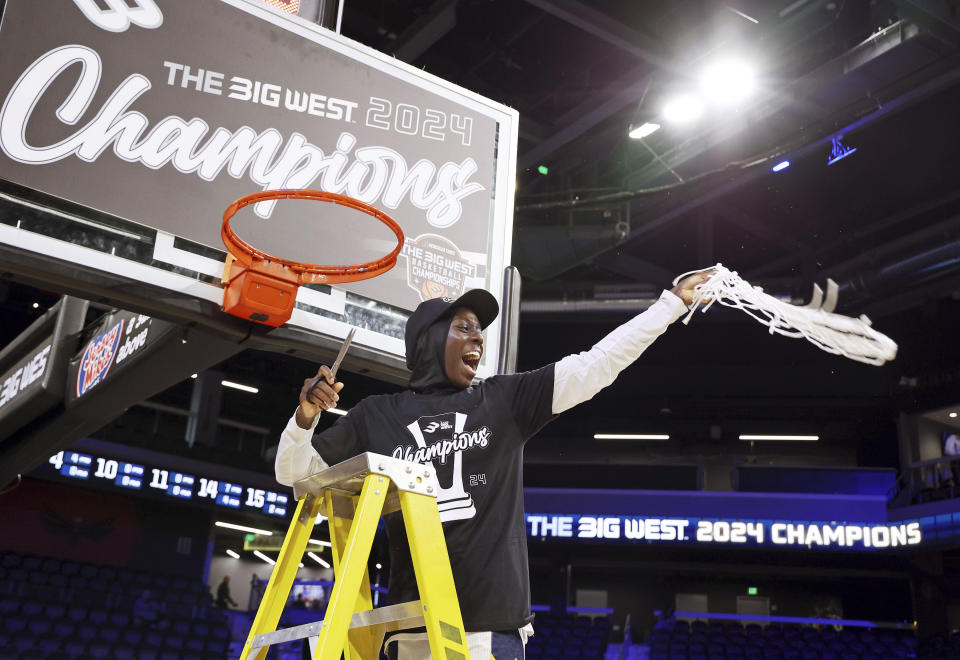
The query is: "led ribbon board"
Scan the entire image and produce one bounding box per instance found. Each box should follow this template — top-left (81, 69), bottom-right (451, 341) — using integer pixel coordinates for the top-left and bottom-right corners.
top-left (42, 449), bottom-right (289, 518)
top-left (526, 514), bottom-right (935, 551)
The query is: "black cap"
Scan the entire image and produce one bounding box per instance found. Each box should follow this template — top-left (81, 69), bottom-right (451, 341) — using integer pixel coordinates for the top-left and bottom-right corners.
top-left (404, 289), bottom-right (499, 369)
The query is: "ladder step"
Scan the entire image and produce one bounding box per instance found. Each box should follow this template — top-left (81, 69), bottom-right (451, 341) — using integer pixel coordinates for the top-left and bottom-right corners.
top-left (250, 600), bottom-right (426, 649)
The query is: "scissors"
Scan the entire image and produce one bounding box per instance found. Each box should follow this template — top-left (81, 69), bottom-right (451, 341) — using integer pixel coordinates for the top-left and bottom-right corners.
top-left (309, 327), bottom-right (356, 395)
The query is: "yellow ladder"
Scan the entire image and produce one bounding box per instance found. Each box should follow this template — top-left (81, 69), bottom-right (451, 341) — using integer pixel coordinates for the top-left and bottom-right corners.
top-left (239, 452), bottom-right (470, 660)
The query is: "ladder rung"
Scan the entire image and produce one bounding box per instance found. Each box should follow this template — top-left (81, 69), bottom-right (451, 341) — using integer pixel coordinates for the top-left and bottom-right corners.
top-left (250, 600), bottom-right (425, 649)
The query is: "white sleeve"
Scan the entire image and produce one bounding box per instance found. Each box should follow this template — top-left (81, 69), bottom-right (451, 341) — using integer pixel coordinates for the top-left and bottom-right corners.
top-left (552, 290), bottom-right (688, 414)
top-left (274, 410), bottom-right (329, 487)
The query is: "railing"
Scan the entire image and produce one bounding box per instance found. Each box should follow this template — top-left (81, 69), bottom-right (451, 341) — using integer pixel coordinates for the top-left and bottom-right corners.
top-left (92, 400), bottom-right (273, 469)
top-left (671, 611), bottom-right (916, 631)
top-left (887, 455), bottom-right (960, 508)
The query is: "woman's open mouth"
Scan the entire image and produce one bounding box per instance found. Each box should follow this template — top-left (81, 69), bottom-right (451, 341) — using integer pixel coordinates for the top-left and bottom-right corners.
top-left (462, 350), bottom-right (481, 373)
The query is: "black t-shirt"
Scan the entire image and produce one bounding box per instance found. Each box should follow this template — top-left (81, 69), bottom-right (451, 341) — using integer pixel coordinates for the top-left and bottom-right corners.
top-left (311, 364), bottom-right (556, 631)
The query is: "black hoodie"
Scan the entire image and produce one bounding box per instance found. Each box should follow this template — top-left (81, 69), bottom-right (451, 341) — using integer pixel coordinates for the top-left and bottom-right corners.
top-left (311, 314), bottom-right (556, 631)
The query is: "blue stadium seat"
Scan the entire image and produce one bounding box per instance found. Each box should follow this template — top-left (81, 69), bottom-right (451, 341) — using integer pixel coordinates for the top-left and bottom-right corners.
top-left (49, 573), bottom-right (69, 589)
top-left (60, 561), bottom-right (79, 576)
top-left (122, 628), bottom-right (145, 646)
top-left (3, 616), bottom-right (26, 634)
top-left (99, 626), bottom-right (121, 643)
top-left (137, 648), bottom-right (160, 660)
top-left (206, 638), bottom-right (228, 654)
top-left (114, 645), bottom-right (136, 660)
top-left (111, 611), bottom-right (131, 627)
top-left (144, 629), bottom-right (165, 648)
top-left (20, 600), bottom-right (43, 616)
top-left (185, 637), bottom-right (206, 653)
top-left (62, 639), bottom-right (88, 658)
top-left (37, 636), bottom-right (62, 655)
top-left (27, 617), bottom-right (52, 636)
top-left (0, 596), bottom-right (17, 615)
top-left (88, 640), bottom-right (113, 659)
top-left (21, 556), bottom-right (41, 571)
top-left (78, 623), bottom-right (99, 641)
top-left (18, 650), bottom-right (45, 660)
top-left (88, 609), bottom-right (108, 625)
top-left (54, 619), bottom-right (77, 637)
top-left (27, 571), bottom-right (48, 587)
top-left (190, 622), bottom-right (210, 637)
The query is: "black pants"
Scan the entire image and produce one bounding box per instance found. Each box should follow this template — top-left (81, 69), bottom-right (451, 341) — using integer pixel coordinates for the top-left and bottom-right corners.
top-left (385, 629), bottom-right (524, 660)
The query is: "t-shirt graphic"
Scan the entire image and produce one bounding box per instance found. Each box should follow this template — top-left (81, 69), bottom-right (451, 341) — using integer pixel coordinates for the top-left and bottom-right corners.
top-left (403, 412), bottom-right (487, 522)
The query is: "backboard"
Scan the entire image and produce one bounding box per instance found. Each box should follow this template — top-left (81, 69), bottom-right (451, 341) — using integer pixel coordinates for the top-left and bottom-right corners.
top-left (0, 0), bottom-right (518, 382)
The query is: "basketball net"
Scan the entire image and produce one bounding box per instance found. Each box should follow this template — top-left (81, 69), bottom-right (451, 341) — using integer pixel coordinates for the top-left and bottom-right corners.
top-left (674, 264), bottom-right (898, 366)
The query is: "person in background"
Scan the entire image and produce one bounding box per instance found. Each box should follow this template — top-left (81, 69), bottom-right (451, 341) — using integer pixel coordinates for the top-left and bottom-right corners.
top-left (216, 575), bottom-right (238, 609)
top-left (944, 432), bottom-right (960, 489)
top-left (276, 271), bottom-right (711, 660)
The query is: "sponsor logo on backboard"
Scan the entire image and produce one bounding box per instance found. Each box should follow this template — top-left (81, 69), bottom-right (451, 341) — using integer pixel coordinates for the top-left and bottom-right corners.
top-left (402, 233), bottom-right (476, 301)
top-left (76, 320), bottom-right (124, 397)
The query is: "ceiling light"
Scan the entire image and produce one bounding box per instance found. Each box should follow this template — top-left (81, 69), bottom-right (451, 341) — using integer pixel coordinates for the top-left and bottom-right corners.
top-left (308, 552), bottom-right (330, 568)
top-left (191, 373), bottom-right (198, 379)
top-left (629, 122), bottom-right (661, 139)
top-left (594, 433), bottom-right (670, 440)
top-left (226, 549), bottom-right (240, 559)
top-left (950, 412), bottom-right (958, 418)
top-left (215, 521), bottom-right (273, 535)
top-left (739, 434), bottom-right (819, 442)
top-left (253, 551), bottom-right (276, 565)
top-left (221, 380), bottom-right (259, 394)
top-left (771, 160), bottom-right (790, 172)
top-left (32, 302), bottom-right (39, 309)
top-left (662, 95), bottom-right (704, 123)
top-left (700, 59), bottom-right (755, 106)
top-left (375, 563), bottom-right (382, 570)
top-left (308, 539), bottom-right (332, 547)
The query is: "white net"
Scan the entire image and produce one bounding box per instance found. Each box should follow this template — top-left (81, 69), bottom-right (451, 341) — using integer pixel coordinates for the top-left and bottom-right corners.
top-left (675, 264), bottom-right (898, 366)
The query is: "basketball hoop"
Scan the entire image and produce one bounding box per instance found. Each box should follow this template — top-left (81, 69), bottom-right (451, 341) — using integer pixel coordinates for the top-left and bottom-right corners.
top-left (220, 189), bottom-right (404, 327)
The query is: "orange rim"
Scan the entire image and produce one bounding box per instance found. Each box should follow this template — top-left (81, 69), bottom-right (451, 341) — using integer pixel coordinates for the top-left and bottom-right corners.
top-left (221, 189), bottom-right (405, 285)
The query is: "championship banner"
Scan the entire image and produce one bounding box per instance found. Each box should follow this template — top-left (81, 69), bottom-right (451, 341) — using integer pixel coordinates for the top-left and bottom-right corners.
top-left (0, 0), bottom-right (517, 376)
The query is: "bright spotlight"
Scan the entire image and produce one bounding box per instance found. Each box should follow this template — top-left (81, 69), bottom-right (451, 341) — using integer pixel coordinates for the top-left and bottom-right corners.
top-left (700, 60), bottom-right (755, 106)
top-left (771, 160), bottom-right (790, 172)
top-left (629, 122), bottom-right (661, 139)
top-left (662, 95), bottom-right (703, 123)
